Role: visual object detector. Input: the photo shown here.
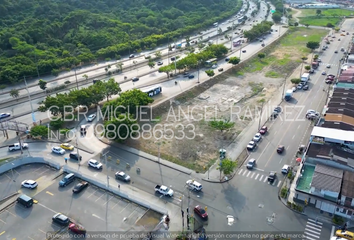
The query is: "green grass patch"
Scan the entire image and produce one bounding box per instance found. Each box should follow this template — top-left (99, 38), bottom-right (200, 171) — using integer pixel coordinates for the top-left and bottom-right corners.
top-left (298, 9), bottom-right (354, 17)
top-left (249, 82), bottom-right (264, 95)
top-left (299, 16), bottom-right (340, 27)
top-left (280, 27), bottom-right (327, 51)
top-left (276, 58), bottom-right (291, 66)
top-left (265, 71), bottom-right (282, 78)
top-left (0, 157), bottom-right (12, 165)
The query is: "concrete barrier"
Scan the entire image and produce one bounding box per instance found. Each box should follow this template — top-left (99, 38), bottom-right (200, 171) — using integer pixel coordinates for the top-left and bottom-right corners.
top-left (0, 157), bottom-right (61, 174)
top-left (62, 165), bottom-right (167, 215)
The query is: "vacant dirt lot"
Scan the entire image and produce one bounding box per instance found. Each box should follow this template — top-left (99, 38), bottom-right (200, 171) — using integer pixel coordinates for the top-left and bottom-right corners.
top-left (125, 27), bottom-right (328, 172)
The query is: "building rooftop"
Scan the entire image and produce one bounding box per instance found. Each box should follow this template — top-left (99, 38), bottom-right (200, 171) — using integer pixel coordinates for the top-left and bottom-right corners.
top-left (311, 126), bottom-right (354, 142)
top-left (312, 164), bottom-right (343, 193)
top-left (342, 171), bottom-right (354, 198)
top-left (306, 143), bottom-right (354, 166)
top-left (322, 121), bottom-right (354, 131)
top-left (326, 109), bottom-right (354, 118)
top-left (325, 114), bottom-right (354, 127)
top-left (336, 83), bottom-right (354, 89)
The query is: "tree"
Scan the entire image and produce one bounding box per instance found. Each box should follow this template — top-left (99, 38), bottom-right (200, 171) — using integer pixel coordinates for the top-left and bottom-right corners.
top-left (148, 59), bottom-right (155, 69)
top-left (314, 54), bottom-right (319, 60)
top-left (38, 93), bottom-right (76, 117)
top-left (305, 24), bottom-right (309, 28)
top-left (294, 22), bottom-right (299, 27)
top-left (258, 53), bottom-right (266, 61)
top-left (102, 78), bottom-right (121, 102)
top-left (116, 62), bottom-right (124, 72)
top-left (87, 82), bottom-right (105, 105)
top-left (154, 51), bottom-right (162, 59)
top-left (205, 70), bottom-right (215, 78)
top-left (228, 56), bottom-right (241, 67)
top-left (82, 74), bottom-right (88, 80)
top-left (217, 158), bottom-right (237, 175)
top-left (326, 23), bottom-right (334, 28)
top-left (209, 119), bottom-right (235, 131)
top-left (38, 79), bottom-right (47, 91)
top-left (69, 88), bottom-right (94, 108)
top-left (104, 113), bottom-right (138, 141)
top-left (306, 41), bottom-right (320, 51)
top-left (272, 13), bottom-right (282, 23)
top-left (304, 65), bottom-right (311, 71)
top-left (10, 89), bottom-right (19, 100)
top-left (50, 118), bottom-right (64, 130)
top-left (291, 78), bottom-right (301, 85)
top-left (30, 125), bottom-right (49, 138)
top-left (218, 28), bottom-right (223, 35)
top-left (159, 65), bottom-right (174, 79)
top-left (316, 9), bottom-right (322, 16)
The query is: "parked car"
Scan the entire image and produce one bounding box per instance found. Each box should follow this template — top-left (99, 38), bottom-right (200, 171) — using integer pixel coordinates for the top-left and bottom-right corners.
top-left (115, 171), bottom-right (131, 182)
top-left (188, 75), bottom-right (195, 79)
top-left (194, 205), bottom-right (208, 219)
top-left (309, 69), bottom-right (315, 74)
top-left (69, 152), bottom-right (82, 161)
top-left (60, 143), bottom-right (74, 151)
top-left (297, 84), bottom-right (303, 90)
top-left (88, 159), bottom-right (103, 170)
top-left (183, 72), bottom-right (189, 77)
top-left (326, 64), bottom-right (331, 68)
top-left (274, 106), bottom-right (282, 113)
top-left (218, 68), bottom-right (224, 72)
top-left (246, 159), bottom-right (256, 169)
top-left (303, 84), bottom-right (309, 90)
top-left (259, 126), bottom-right (267, 135)
top-left (281, 165), bottom-right (290, 174)
top-left (69, 223), bottom-right (86, 235)
top-left (52, 146), bottom-right (65, 155)
top-left (253, 133), bottom-right (262, 142)
top-left (225, 57), bottom-right (230, 62)
top-left (72, 181), bottom-right (88, 193)
top-left (129, 54), bottom-right (134, 58)
top-left (242, 50), bottom-right (246, 53)
top-left (21, 180), bottom-right (38, 189)
top-left (132, 77), bottom-right (139, 82)
top-left (52, 213), bottom-right (70, 226)
top-left (157, 61), bottom-right (163, 66)
top-left (247, 141), bottom-right (257, 151)
top-left (277, 145), bottom-right (285, 154)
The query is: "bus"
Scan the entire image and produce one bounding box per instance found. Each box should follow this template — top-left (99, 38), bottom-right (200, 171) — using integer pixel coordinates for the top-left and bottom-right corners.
top-left (143, 86), bottom-right (162, 97)
top-left (205, 58), bottom-right (217, 68)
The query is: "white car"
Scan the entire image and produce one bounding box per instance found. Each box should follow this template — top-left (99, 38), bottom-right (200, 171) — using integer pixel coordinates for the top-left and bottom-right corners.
top-left (21, 180), bottom-right (38, 189)
top-left (52, 147), bottom-right (65, 155)
top-left (88, 159), bottom-right (103, 170)
top-left (253, 133), bottom-right (262, 142)
top-left (306, 109), bottom-right (316, 115)
top-left (247, 141), bottom-right (257, 151)
top-left (211, 64), bottom-right (218, 69)
top-left (281, 165), bottom-right (290, 174)
top-left (326, 64), bottom-right (331, 68)
top-left (87, 114), bottom-right (96, 122)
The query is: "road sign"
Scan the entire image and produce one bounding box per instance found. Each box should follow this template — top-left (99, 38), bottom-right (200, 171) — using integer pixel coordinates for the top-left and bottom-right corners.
top-left (271, 10), bottom-right (276, 13)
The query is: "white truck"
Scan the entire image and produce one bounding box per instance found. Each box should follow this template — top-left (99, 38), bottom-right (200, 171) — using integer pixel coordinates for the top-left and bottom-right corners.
top-left (8, 143), bottom-right (28, 151)
top-left (154, 185), bottom-right (174, 197)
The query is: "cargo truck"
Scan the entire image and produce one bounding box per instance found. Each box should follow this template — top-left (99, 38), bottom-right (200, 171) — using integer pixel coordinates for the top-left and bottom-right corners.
top-left (284, 90), bottom-right (293, 101)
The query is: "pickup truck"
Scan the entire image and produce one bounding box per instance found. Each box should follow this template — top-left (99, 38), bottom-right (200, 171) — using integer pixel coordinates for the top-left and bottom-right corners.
top-left (8, 143), bottom-right (28, 151)
top-left (154, 185), bottom-right (174, 197)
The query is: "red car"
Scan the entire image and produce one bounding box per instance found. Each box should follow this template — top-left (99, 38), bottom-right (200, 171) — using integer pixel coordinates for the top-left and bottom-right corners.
top-left (194, 205), bottom-right (208, 219)
top-left (69, 223), bottom-right (86, 235)
top-left (259, 126), bottom-right (268, 135)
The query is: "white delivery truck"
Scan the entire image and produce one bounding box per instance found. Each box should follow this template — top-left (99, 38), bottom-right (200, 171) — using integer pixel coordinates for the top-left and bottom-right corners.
top-left (301, 73), bottom-right (310, 83)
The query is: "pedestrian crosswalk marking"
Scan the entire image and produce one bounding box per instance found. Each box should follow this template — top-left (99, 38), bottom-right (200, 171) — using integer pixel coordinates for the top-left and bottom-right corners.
top-left (305, 228), bottom-right (319, 234)
top-left (304, 232), bottom-right (319, 238)
top-left (308, 219), bottom-right (323, 225)
top-left (255, 173), bottom-right (259, 180)
top-left (307, 222), bottom-right (322, 228)
top-left (247, 171), bottom-right (251, 177)
top-left (303, 218), bottom-right (323, 240)
top-left (277, 181), bottom-right (282, 187)
top-left (263, 177), bottom-right (267, 182)
top-left (251, 172), bottom-right (255, 178)
top-left (243, 170), bottom-right (247, 176)
top-left (238, 169), bottom-right (243, 175)
top-left (259, 175), bottom-right (263, 181)
top-left (305, 236), bottom-right (317, 240)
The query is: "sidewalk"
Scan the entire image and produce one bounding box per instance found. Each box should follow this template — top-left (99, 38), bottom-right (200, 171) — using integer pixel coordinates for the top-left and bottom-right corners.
top-left (0, 156), bottom-right (183, 233)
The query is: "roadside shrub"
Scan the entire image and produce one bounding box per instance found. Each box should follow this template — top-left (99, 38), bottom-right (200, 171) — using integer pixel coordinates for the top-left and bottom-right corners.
top-left (287, 201), bottom-right (292, 207)
top-left (50, 118), bottom-right (64, 130)
top-left (280, 187), bottom-right (288, 198)
top-left (30, 125), bottom-right (48, 138)
top-left (332, 215), bottom-right (344, 225)
top-left (46, 84), bottom-right (67, 93)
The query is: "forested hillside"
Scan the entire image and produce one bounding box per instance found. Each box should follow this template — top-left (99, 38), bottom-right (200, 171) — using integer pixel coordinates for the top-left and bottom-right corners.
top-left (0, 0), bottom-right (241, 85)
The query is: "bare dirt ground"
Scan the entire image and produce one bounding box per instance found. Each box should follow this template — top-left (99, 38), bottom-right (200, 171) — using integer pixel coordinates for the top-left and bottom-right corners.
top-left (124, 27), bottom-right (327, 172)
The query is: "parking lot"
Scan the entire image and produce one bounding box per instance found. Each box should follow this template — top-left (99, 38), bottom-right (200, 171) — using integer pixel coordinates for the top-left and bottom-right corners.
top-left (0, 165), bottom-right (162, 240)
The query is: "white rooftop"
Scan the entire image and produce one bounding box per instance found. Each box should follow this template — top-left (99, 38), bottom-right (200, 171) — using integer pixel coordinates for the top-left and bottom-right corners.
top-left (311, 126), bottom-right (354, 142)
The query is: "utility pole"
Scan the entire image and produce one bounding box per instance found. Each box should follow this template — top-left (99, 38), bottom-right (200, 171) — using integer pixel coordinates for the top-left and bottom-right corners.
top-left (282, 73), bottom-right (289, 100)
top-left (102, 151), bottom-right (110, 187)
top-left (74, 67), bottom-right (79, 89)
top-left (258, 101), bottom-right (264, 130)
top-left (24, 76), bottom-right (36, 125)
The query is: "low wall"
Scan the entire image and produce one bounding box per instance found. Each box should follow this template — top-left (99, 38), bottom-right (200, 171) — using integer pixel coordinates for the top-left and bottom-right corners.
top-left (0, 157), bottom-right (61, 174)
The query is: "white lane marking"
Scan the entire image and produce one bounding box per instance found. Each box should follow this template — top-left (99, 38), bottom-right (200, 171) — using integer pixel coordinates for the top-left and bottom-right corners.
top-left (246, 171), bottom-right (251, 177)
top-left (255, 174), bottom-right (259, 180)
top-left (243, 170), bottom-right (247, 176)
top-left (330, 226), bottom-right (335, 239)
top-left (279, 158), bottom-right (283, 164)
top-left (306, 224), bottom-right (321, 231)
top-left (253, 167), bottom-right (264, 171)
top-left (307, 221), bottom-right (322, 229)
top-left (304, 228), bottom-right (321, 235)
top-left (92, 214), bottom-right (106, 222)
top-left (303, 232), bottom-right (320, 238)
top-left (37, 203), bottom-right (57, 214)
top-left (308, 219), bottom-right (323, 225)
top-left (292, 135), bottom-right (295, 139)
top-left (251, 172), bottom-right (255, 179)
top-left (259, 175), bottom-right (263, 181)
top-left (286, 146), bottom-right (289, 150)
top-left (263, 177), bottom-right (268, 183)
top-left (94, 173), bottom-right (98, 177)
top-left (277, 181), bottom-right (282, 187)
top-left (297, 125), bottom-right (300, 129)
top-left (238, 169), bottom-right (243, 175)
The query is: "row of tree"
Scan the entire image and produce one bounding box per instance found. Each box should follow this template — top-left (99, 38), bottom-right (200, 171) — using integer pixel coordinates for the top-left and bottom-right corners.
top-left (38, 78), bottom-right (121, 116)
top-left (0, 0), bottom-right (243, 85)
top-left (243, 21), bottom-right (274, 41)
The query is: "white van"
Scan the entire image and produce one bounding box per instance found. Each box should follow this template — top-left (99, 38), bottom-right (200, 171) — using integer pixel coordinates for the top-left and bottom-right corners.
top-left (186, 180), bottom-right (203, 191)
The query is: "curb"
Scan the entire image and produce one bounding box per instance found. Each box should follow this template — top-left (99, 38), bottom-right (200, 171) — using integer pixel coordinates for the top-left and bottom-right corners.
top-left (0, 193), bottom-right (19, 213)
top-left (0, 192), bottom-right (19, 204)
top-left (202, 171), bottom-right (237, 183)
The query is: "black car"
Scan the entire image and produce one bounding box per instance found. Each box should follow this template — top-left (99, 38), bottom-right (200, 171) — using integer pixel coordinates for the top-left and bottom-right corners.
top-left (69, 152), bottom-right (82, 161)
top-left (242, 50), bottom-right (246, 53)
top-left (268, 172), bottom-right (276, 183)
top-left (72, 182), bottom-right (88, 193)
top-left (0, 113), bottom-right (11, 119)
top-left (225, 57), bottom-right (230, 62)
top-left (52, 213), bottom-right (70, 226)
top-left (183, 72), bottom-right (189, 77)
top-left (270, 111), bottom-right (278, 120)
top-left (132, 77), bottom-right (139, 82)
top-left (277, 145), bottom-right (285, 154)
top-left (309, 69), bottom-right (314, 74)
top-left (188, 75), bottom-right (195, 79)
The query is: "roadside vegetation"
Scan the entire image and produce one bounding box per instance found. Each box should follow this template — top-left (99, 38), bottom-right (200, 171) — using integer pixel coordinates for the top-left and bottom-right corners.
top-left (0, 0), bottom-right (243, 85)
top-left (296, 8), bottom-right (354, 27)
